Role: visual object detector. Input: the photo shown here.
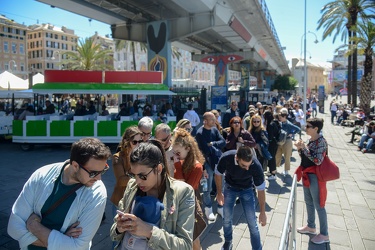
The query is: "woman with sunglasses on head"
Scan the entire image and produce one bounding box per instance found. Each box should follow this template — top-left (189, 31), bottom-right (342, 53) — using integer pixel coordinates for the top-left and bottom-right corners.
top-left (294, 118), bottom-right (329, 245)
top-left (111, 140), bottom-right (195, 250)
top-left (175, 118), bottom-right (193, 134)
top-left (171, 129), bottom-right (205, 250)
top-left (248, 114), bottom-right (272, 171)
top-left (111, 126), bottom-right (143, 208)
top-left (263, 110), bottom-right (280, 180)
top-left (224, 116), bottom-right (256, 152)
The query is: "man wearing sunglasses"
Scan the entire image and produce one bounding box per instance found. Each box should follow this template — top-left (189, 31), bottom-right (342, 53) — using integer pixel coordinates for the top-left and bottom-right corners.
top-left (8, 138), bottom-right (112, 250)
top-left (154, 123), bottom-right (174, 177)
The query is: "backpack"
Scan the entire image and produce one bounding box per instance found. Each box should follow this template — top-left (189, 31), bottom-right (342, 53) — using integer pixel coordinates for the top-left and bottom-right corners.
top-left (275, 121), bottom-right (287, 146)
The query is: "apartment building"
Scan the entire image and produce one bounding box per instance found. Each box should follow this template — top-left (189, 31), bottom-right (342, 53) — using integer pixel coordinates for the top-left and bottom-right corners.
top-left (0, 15), bottom-right (28, 79)
top-left (291, 58), bottom-right (325, 95)
top-left (90, 32), bottom-right (114, 70)
top-left (27, 23), bottom-right (78, 74)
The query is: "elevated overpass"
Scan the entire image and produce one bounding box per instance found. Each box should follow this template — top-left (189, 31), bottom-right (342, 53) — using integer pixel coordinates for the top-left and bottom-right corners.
top-left (37, 0), bottom-right (290, 76)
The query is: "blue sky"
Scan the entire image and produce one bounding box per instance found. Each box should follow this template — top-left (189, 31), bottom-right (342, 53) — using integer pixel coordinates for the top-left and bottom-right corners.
top-left (1, 0), bottom-right (341, 68)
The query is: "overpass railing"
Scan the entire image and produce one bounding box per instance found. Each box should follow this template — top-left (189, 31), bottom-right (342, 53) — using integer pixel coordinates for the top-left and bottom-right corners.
top-left (257, 0), bottom-right (285, 57)
top-left (278, 174), bottom-right (297, 250)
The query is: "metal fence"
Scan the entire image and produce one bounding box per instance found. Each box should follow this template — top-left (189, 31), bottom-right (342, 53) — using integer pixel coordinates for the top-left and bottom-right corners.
top-left (278, 174), bottom-right (298, 250)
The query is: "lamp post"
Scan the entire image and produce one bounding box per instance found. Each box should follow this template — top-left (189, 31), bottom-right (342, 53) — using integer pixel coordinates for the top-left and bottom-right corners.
top-left (51, 50), bottom-right (61, 69)
top-left (299, 31), bottom-right (318, 97)
top-left (8, 60), bottom-right (17, 73)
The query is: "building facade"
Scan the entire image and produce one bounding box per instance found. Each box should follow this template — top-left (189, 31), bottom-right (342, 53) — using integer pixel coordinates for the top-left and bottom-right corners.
top-left (27, 23), bottom-right (78, 74)
top-left (0, 15), bottom-right (28, 79)
top-left (291, 58), bottom-right (325, 95)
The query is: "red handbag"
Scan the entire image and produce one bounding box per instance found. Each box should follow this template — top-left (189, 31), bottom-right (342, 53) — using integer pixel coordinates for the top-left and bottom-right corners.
top-left (315, 153), bottom-right (340, 182)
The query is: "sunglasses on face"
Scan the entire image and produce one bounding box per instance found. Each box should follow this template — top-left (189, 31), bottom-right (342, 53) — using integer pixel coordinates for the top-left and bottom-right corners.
top-left (79, 163), bottom-right (109, 178)
top-left (232, 121), bottom-right (240, 124)
top-left (160, 134), bottom-right (170, 142)
top-left (252, 120), bottom-right (260, 123)
top-left (127, 166), bottom-right (156, 181)
top-left (131, 140), bottom-right (143, 145)
top-left (141, 132), bottom-right (152, 138)
top-left (185, 127), bottom-right (193, 132)
top-left (306, 124), bottom-right (314, 129)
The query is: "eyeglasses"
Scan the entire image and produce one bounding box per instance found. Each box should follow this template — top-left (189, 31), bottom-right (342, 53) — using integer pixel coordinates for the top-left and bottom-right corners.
top-left (160, 134), bottom-right (171, 142)
top-left (185, 127), bottom-right (193, 132)
top-left (231, 104), bottom-right (237, 106)
top-left (127, 166), bottom-right (155, 181)
top-left (306, 124), bottom-right (314, 129)
top-left (79, 163), bottom-right (109, 178)
top-left (232, 121), bottom-right (240, 124)
top-left (252, 121), bottom-right (261, 123)
top-left (173, 151), bottom-right (181, 157)
top-left (141, 132), bottom-right (152, 138)
top-left (131, 140), bottom-right (143, 145)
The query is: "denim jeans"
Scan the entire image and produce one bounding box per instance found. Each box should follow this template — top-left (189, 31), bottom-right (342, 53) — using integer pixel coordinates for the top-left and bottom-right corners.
top-left (359, 134), bottom-right (371, 149)
top-left (303, 174), bottom-right (328, 236)
top-left (223, 184), bottom-right (262, 250)
top-left (330, 110), bottom-right (336, 124)
top-left (202, 164), bottom-right (214, 208)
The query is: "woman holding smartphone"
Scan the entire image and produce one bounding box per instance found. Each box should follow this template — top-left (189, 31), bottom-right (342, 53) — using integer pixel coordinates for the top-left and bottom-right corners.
top-left (110, 140), bottom-right (195, 250)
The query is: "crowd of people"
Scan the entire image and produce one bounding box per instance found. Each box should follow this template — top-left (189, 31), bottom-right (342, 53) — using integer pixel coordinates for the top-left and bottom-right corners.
top-left (7, 94), bottom-right (337, 249)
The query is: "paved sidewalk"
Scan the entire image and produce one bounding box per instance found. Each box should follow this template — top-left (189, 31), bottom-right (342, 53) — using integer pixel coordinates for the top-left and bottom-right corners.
top-left (1, 96), bottom-right (374, 250)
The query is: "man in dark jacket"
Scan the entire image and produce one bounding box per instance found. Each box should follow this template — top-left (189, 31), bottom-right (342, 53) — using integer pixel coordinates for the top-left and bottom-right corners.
top-left (222, 100), bottom-right (239, 129)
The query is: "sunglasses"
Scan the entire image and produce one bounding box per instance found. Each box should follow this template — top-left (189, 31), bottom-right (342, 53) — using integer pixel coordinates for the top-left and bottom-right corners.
top-left (185, 127), bottom-right (193, 132)
top-left (174, 151), bottom-right (181, 157)
top-left (306, 124), bottom-right (314, 129)
top-left (127, 166), bottom-right (156, 181)
top-left (160, 134), bottom-right (171, 142)
top-left (252, 121), bottom-right (261, 123)
top-left (232, 121), bottom-right (240, 124)
top-left (79, 163), bottom-right (109, 178)
top-left (131, 140), bottom-right (143, 145)
top-left (141, 132), bottom-right (152, 138)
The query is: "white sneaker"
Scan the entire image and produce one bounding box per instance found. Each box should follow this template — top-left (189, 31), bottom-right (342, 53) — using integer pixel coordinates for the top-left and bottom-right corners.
top-left (268, 175), bottom-right (276, 181)
top-left (283, 170), bottom-right (289, 176)
top-left (205, 207), bottom-right (215, 221)
top-left (217, 207), bottom-right (223, 217)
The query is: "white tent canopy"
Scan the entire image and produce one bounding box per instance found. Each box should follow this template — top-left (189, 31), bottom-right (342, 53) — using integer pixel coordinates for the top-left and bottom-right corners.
top-left (0, 71), bottom-right (28, 90)
top-left (0, 71), bottom-right (44, 90)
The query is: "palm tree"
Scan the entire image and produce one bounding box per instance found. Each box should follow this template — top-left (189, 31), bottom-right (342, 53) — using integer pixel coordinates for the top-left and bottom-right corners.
top-left (317, 0), bottom-right (375, 106)
top-left (352, 20), bottom-right (375, 115)
top-left (61, 38), bottom-right (113, 70)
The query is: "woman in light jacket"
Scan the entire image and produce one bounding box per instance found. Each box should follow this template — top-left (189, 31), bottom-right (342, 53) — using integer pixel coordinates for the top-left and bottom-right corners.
top-left (110, 140), bottom-right (195, 250)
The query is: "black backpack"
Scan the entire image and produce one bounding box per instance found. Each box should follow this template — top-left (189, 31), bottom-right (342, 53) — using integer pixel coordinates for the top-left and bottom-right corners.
top-left (275, 121), bottom-right (287, 146)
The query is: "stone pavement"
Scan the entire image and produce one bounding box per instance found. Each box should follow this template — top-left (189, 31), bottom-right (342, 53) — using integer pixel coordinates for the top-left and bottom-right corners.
top-left (1, 96), bottom-right (374, 250)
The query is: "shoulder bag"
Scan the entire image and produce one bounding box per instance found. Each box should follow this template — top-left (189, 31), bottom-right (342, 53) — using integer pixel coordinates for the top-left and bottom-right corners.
top-left (315, 145), bottom-right (340, 182)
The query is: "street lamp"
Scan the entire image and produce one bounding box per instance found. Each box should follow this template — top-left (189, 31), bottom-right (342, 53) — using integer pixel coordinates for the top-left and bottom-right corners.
top-left (8, 60), bottom-right (17, 73)
top-left (51, 51), bottom-right (61, 70)
top-left (299, 31), bottom-right (319, 97)
top-left (302, 0), bottom-right (319, 125)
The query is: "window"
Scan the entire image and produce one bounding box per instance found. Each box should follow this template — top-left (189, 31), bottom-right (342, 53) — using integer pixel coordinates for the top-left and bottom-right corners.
top-left (20, 43), bottom-right (24, 54)
top-left (55, 34), bottom-right (58, 39)
top-left (20, 63), bottom-right (25, 72)
top-left (4, 41), bottom-right (8, 52)
top-left (4, 62), bottom-right (9, 70)
top-left (34, 33), bottom-right (36, 39)
top-left (38, 32), bottom-right (41, 38)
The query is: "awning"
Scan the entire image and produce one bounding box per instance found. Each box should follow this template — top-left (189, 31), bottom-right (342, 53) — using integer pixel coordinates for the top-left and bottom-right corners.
top-left (32, 83), bottom-right (176, 95)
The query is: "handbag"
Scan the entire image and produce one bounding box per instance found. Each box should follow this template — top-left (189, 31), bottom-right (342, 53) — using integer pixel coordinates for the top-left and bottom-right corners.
top-left (193, 191), bottom-right (207, 240)
top-left (315, 153), bottom-right (340, 182)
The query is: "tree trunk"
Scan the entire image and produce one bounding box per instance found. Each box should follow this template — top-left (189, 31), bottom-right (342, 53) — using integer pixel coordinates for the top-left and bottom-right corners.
top-left (347, 29), bottom-right (352, 105)
top-left (352, 31), bottom-right (358, 107)
top-left (360, 49), bottom-right (373, 116)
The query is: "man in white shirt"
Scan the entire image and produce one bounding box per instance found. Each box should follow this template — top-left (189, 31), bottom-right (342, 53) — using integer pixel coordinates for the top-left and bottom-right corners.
top-left (183, 104), bottom-right (200, 136)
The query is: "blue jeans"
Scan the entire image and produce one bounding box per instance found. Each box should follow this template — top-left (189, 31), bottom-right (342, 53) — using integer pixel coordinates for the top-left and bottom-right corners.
top-left (202, 163), bottom-right (214, 208)
top-left (366, 138), bottom-right (374, 150)
top-left (223, 184), bottom-right (262, 250)
top-left (303, 174), bottom-right (328, 236)
top-left (330, 111), bottom-right (336, 124)
top-left (203, 164), bottom-right (223, 209)
top-left (359, 134), bottom-right (372, 149)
